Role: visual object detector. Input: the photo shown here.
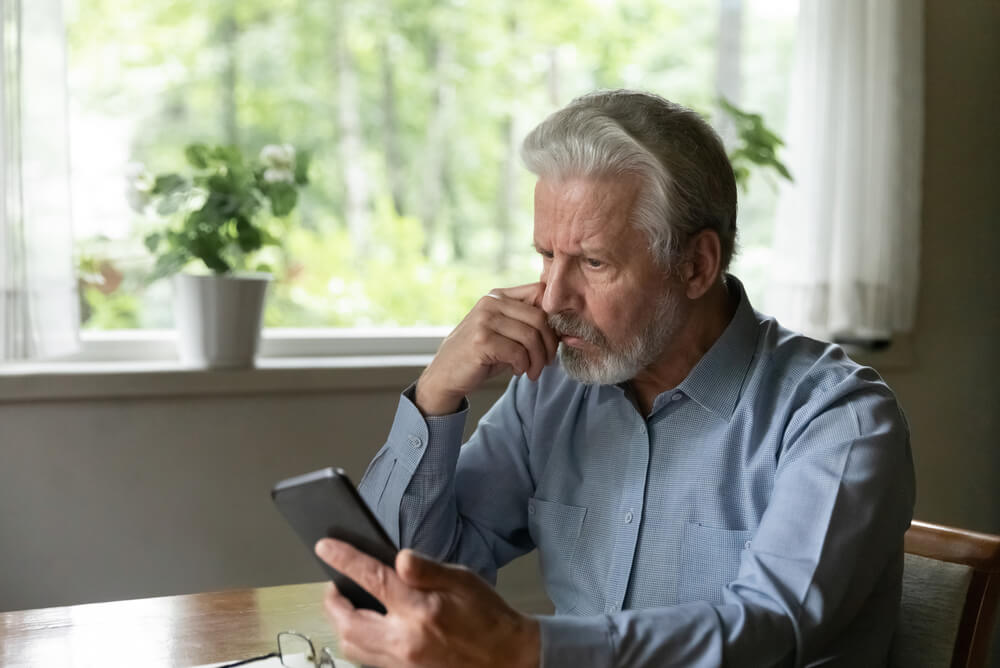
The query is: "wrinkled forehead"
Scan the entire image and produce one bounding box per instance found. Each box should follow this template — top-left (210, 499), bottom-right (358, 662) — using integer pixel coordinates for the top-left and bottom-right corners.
top-left (532, 175), bottom-right (648, 255)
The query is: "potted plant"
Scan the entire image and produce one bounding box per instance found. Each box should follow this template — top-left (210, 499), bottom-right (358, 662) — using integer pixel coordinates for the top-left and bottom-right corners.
top-left (128, 143), bottom-right (310, 368)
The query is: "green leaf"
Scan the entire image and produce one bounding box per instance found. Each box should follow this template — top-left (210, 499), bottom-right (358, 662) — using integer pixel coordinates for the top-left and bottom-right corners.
top-left (733, 165), bottom-right (750, 190)
top-left (720, 96), bottom-right (793, 187)
top-left (258, 228), bottom-right (280, 246)
top-left (294, 149), bottom-right (311, 185)
top-left (201, 252), bottom-right (231, 274)
top-left (147, 249), bottom-right (189, 283)
top-left (184, 144), bottom-right (211, 169)
top-left (152, 173), bottom-right (186, 196)
top-left (166, 229), bottom-right (186, 248)
top-left (144, 232), bottom-right (162, 253)
top-left (189, 230), bottom-right (229, 273)
top-left (206, 172), bottom-right (235, 195)
top-left (211, 145), bottom-right (243, 166)
top-left (268, 182), bottom-right (298, 217)
top-left (155, 194), bottom-right (183, 216)
top-left (192, 194), bottom-right (232, 225)
top-left (235, 216), bottom-right (263, 252)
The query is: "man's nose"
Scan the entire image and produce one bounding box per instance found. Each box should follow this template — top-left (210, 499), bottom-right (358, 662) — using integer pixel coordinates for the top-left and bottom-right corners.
top-left (540, 260), bottom-right (577, 314)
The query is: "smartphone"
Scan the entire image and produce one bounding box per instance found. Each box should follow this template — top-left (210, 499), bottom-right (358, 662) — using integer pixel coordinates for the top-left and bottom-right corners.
top-left (271, 466), bottom-right (398, 614)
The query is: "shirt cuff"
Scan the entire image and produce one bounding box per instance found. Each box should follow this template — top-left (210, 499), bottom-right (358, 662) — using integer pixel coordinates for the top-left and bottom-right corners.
top-left (385, 383), bottom-right (469, 475)
top-left (537, 614), bottom-right (614, 668)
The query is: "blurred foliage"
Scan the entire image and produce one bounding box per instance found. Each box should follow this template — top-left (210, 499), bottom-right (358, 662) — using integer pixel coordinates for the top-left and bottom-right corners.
top-left (67, 0), bottom-right (795, 329)
top-left (77, 245), bottom-right (145, 329)
top-left (719, 97), bottom-right (792, 190)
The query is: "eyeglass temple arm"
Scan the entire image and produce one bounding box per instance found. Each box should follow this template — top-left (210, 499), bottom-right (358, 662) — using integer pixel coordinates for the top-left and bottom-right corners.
top-left (216, 651), bottom-right (280, 667)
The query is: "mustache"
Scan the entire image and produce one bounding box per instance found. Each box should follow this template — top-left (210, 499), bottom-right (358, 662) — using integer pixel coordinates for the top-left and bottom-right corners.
top-left (547, 311), bottom-right (608, 347)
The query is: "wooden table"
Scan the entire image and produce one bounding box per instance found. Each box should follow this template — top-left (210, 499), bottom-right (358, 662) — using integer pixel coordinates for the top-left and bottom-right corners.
top-left (0, 582), bottom-right (340, 667)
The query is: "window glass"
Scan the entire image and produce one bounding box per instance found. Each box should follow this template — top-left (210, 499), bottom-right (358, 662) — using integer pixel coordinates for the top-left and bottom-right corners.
top-left (66, 0), bottom-right (797, 330)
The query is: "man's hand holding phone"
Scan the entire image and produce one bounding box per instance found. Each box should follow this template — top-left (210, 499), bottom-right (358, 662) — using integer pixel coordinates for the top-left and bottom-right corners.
top-left (315, 539), bottom-right (540, 668)
top-left (415, 282), bottom-right (557, 416)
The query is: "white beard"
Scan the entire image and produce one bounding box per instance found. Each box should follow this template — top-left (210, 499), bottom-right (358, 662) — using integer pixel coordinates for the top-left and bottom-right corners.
top-left (548, 290), bottom-right (682, 385)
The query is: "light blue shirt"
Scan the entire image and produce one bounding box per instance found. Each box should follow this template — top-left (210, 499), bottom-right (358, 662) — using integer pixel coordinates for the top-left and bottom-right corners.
top-left (358, 277), bottom-right (915, 667)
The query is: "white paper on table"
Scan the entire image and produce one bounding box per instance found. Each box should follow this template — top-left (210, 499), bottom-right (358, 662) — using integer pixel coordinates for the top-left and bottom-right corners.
top-left (192, 652), bottom-right (357, 668)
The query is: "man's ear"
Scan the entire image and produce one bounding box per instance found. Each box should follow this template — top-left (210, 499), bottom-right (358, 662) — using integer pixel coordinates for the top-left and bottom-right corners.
top-left (680, 229), bottom-right (722, 300)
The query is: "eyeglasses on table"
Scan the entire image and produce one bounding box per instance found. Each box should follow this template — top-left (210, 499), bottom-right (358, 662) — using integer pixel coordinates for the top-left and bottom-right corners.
top-left (219, 630), bottom-right (341, 667)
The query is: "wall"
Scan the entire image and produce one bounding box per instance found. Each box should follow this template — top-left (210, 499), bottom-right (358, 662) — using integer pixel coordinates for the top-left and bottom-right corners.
top-left (894, 6), bottom-right (1000, 660)
top-left (0, 373), bottom-right (543, 613)
top-left (882, 0), bottom-right (1000, 534)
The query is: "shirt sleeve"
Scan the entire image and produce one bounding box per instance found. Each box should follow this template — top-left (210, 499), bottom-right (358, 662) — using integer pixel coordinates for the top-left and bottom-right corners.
top-left (357, 377), bottom-right (538, 584)
top-left (538, 368), bottom-right (915, 668)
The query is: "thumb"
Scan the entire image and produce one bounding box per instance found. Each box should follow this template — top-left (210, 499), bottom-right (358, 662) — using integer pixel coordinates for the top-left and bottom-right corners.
top-left (491, 281), bottom-right (545, 307)
top-left (396, 549), bottom-right (455, 589)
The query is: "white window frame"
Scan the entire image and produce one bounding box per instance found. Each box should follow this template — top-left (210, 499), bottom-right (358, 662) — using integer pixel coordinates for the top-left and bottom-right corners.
top-left (64, 327), bottom-right (449, 363)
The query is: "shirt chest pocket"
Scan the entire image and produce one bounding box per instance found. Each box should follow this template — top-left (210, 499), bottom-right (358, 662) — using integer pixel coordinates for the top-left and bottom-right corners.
top-left (677, 521), bottom-right (753, 606)
top-left (527, 497), bottom-right (587, 614)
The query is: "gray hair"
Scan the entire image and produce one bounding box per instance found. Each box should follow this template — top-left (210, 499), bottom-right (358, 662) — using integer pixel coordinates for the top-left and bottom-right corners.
top-left (520, 90), bottom-right (738, 271)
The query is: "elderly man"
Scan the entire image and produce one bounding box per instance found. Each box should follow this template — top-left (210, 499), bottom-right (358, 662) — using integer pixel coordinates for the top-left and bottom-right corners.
top-left (314, 90), bottom-right (915, 667)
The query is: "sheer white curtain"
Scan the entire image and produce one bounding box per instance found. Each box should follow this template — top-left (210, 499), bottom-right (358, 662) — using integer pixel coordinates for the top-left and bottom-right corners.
top-left (0, 0), bottom-right (78, 361)
top-left (766, 0), bottom-right (923, 340)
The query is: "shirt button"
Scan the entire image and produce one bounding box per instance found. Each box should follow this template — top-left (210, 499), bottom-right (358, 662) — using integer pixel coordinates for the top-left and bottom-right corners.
top-left (609, 602), bottom-right (620, 613)
top-left (624, 511), bottom-right (634, 524)
top-left (407, 434), bottom-right (423, 449)
top-left (671, 393), bottom-right (683, 401)
top-left (744, 540), bottom-right (752, 550)
top-left (639, 424), bottom-right (647, 435)
top-left (528, 503), bottom-right (535, 515)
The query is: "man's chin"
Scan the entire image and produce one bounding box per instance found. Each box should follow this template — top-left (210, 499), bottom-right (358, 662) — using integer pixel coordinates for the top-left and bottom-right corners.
top-left (557, 344), bottom-right (636, 385)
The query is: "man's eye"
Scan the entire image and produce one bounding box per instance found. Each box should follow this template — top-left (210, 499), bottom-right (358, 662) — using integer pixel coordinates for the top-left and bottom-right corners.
top-left (585, 258), bottom-right (604, 268)
top-left (538, 249), bottom-right (554, 259)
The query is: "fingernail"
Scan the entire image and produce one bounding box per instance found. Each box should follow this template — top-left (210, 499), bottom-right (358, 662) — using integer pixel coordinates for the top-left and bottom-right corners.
top-left (315, 538), bottom-right (334, 557)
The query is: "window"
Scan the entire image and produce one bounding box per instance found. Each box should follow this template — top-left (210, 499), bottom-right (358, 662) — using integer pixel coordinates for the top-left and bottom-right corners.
top-left (67, 0), bottom-right (797, 339)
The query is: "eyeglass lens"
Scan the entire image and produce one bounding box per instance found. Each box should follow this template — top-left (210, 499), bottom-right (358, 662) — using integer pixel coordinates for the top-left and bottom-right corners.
top-left (278, 631), bottom-right (318, 668)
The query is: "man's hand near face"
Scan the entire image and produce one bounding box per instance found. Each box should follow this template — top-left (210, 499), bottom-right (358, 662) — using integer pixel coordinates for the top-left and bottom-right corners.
top-left (415, 282), bottom-right (558, 416)
top-left (316, 539), bottom-right (541, 668)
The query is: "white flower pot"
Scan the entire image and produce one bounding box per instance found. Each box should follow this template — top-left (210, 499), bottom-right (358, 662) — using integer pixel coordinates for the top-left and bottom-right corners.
top-left (172, 273), bottom-right (271, 369)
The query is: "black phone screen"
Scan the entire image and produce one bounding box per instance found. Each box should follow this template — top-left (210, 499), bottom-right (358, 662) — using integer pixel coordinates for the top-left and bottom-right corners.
top-left (271, 467), bottom-right (399, 613)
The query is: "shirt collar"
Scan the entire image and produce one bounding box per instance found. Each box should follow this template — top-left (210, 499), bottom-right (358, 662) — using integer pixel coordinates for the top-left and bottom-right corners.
top-left (667, 274), bottom-right (760, 420)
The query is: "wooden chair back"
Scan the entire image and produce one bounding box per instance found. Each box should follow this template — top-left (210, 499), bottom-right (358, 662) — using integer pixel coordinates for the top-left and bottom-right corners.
top-left (892, 520), bottom-right (1000, 668)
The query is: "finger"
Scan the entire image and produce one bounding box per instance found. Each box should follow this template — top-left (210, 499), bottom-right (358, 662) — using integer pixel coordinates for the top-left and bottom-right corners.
top-left (395, 549), bottom-right (461, 590)
top-left (322, 584), bottom-right (391, 667)
top-left (482, 313), bottom-right (551, 380)
top-left (490, 281), bottom-right (545, 306)
top-left (475, 329), bottom-right (532, 377)
top-left (480, 291), bottom-right (558, 365)
top-left (323, 581), bottom-right (356, 616)
top-left (337, 638), bottom-right (385, 668)
top-left (315, 539), bottom-right (407, 608)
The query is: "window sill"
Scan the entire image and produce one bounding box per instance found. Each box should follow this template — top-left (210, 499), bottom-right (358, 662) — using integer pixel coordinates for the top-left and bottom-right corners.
top-left (0, 355), bottom-right (439, 403)
top-left (0, 327), bottom-right (458, 402)
top-left (840, 333), bottom-right (916, 372)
